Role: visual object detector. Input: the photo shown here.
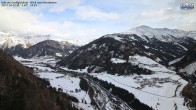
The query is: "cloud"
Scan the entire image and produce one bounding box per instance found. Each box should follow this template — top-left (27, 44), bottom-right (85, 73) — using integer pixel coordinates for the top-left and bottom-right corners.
top-left (75, 6), bottom-right (120, 21)
top-left (138, 8), bottom-right (177, 23)
top-left (0, 7), bottom-right (101, 41)
top-left (135, 3), bottom-right (196, 31)
top-left (0, 7), bottom-right (39, 30)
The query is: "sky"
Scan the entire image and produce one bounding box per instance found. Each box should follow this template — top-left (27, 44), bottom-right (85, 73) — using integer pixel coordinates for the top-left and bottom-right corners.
top-left (0, 0), bottom-right (196, 42)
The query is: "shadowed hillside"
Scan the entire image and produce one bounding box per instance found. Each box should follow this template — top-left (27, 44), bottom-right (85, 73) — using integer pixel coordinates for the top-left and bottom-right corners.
top-left (0, 50), bottom-right (78, 110)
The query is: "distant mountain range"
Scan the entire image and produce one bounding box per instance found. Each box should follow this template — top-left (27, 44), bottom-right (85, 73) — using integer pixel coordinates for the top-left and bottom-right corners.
top-left (1, 39), bottom-right (78, 58)
top-left (0, 31), bottom-right (81, 58)
top-left (0, 31), bottom-right (87, 47)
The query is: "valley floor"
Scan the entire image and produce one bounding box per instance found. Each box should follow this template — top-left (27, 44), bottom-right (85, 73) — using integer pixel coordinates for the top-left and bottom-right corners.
top-left (14, 56), bottom-right (189, 110)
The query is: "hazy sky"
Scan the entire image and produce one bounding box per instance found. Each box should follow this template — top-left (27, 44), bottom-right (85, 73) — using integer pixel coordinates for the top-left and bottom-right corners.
top-left (0, 0), bottom-right (196, 41)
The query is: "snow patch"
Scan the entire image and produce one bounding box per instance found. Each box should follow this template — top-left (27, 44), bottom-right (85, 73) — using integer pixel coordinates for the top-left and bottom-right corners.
top-left (144, 46), bottom-right (149, 49)
top-left (55, 53), bottom-right (62, 57)
top-left (111, 58), bottom-right (126, 64)
top-left (169, 56), bottom-right (184, 66)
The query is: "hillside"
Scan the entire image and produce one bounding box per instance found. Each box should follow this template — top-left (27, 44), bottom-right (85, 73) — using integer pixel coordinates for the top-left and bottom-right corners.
top-left (0, 50), bottom-right (78, 110)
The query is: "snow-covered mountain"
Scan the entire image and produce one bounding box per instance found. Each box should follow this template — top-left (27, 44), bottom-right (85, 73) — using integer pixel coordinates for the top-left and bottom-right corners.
top-left (0, 31), bottom-right (87, 48)
top-left (0, 31), bottom-right (80, 57)
top-left (58, 26), bottom-right (196, 75)
top-left (0, 31), bottom-right (50, 49)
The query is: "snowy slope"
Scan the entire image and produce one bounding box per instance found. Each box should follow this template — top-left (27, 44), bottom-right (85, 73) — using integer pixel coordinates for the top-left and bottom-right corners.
top-left (110, 55), bottom-right (174, 73)
top-left (129, 55), bottom-right (174, 73)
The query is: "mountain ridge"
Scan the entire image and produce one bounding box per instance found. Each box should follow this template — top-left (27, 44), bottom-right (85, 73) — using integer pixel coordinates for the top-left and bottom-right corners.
top-left (0, 31), bottom-right (86, 51)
